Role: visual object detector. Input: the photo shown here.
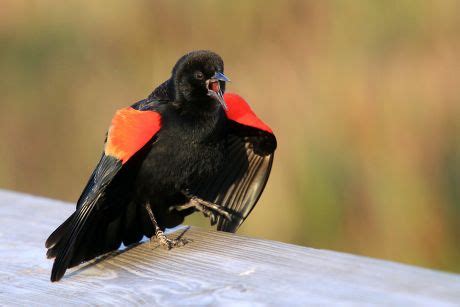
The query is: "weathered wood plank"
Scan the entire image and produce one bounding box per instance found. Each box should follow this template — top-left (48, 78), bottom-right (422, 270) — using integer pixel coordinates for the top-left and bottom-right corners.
top-left (0, 189), bottom-right (459, 305)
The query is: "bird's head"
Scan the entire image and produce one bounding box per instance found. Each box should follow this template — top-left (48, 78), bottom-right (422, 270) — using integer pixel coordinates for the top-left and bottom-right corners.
top-left (171, 50), bottom-right (230, 111)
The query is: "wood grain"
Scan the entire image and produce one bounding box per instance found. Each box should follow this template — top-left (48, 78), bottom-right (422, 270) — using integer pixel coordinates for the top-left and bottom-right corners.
top-left (0, 189), bottom-right (459, 305)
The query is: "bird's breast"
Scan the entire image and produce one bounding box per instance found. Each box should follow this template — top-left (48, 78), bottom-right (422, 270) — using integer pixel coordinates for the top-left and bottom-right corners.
top-left (137, 107), bottom-right (228, 194)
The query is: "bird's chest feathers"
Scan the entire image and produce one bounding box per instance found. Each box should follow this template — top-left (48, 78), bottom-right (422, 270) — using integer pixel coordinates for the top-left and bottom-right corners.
top-left (152, 108), bottom-right (227, 186)
top-left (177, 111), bottom-right (225, 169)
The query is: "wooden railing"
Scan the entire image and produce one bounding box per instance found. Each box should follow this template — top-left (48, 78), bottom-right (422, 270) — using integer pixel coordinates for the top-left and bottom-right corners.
top-left (1, 189), bottom-right (459, 305)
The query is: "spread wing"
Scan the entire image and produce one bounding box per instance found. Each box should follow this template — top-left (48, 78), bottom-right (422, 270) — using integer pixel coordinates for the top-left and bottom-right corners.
top-left (191, 93), bottom-right (277, 232)
top-left (45, 106), bottom-right (161, 281)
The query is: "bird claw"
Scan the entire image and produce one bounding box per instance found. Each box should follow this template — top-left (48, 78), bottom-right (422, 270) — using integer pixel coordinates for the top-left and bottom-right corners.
top-left (145, 202), bottom-right (190, 250)
top-left (176, 191), bottom-right (233, 222)
top-left (151, 235), bottom-right (191, 250)
top-left (161, 238), bottom-right (191, 250)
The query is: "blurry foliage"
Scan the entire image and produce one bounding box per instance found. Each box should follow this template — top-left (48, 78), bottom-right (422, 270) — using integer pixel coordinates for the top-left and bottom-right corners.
top-left (1, 0), bottom-right (459, 272)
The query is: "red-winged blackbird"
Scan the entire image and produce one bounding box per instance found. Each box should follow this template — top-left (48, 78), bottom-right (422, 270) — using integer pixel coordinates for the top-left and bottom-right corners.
top-left (45, 50), bottom-right (277, 282)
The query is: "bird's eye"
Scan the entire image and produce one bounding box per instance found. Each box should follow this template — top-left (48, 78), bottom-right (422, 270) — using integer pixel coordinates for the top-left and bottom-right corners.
top-left (195, 71), bottom-right (204, 80)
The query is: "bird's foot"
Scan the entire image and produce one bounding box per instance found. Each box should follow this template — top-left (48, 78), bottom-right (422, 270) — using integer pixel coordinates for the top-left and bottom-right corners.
top-left (144, 202), bottom-right (190, 250)
top-left (175, 192), bottom-right (233, 222)
top-left (151, 229), bottom-right (190, 250)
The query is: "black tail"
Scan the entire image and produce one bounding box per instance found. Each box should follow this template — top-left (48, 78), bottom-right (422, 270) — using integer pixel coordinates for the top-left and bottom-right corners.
top-left (46, 203), bottom-right (98, 282)
top-left (45, 198), bottom-right (155, 282)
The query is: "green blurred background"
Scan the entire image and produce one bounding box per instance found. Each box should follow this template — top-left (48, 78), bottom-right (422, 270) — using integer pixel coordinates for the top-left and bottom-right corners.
top-left (1, 1), bottom-right (459, 273)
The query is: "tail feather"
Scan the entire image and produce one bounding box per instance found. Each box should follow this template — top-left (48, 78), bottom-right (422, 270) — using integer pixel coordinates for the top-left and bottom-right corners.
top-left (46, 199), bottom-right (150, 282)
top-left (45, 213), bottom-right (75, 250)
top-left (121, 201), bottom-right (144, 246)
top-left (50, 204), bottom-right (95, 282)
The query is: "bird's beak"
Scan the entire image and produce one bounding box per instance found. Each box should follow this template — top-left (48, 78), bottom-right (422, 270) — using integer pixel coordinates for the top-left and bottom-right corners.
top-left (206, 72), bottom-right (230, 110)
top-left (213, 72), bottom-right (230, 82)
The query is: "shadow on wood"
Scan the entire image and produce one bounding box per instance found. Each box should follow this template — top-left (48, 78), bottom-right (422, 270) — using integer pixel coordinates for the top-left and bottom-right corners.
top-left (66, 226), bottom-right (192, 280)
top-left (1, 189), bottom-right (460, 305)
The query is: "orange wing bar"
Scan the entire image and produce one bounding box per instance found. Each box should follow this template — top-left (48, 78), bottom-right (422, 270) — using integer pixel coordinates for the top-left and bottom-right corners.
top-left (105, 107), bottom-right (162, 164)
top-left (223, 93), bottom-right (273, 134)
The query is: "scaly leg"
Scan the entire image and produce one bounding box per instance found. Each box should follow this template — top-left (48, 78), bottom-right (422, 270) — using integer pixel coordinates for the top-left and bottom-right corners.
top-left (144, 202), bottom-right (189, 250)
top-left (174, 191), bottom-right (233, 222)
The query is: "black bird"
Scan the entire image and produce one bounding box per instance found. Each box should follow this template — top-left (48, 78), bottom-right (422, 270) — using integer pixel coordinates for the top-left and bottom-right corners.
top-left (45, 50), bottom-right (277, 282)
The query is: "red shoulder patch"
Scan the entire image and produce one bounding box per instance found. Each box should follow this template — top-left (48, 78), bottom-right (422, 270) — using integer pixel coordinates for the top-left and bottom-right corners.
top-left (105, 107), bottom-right (161, 164)
top-left (223, 93), bottom-right (273, 134)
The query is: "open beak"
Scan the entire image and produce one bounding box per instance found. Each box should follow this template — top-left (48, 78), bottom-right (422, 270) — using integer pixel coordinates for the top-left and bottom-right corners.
top-left (206, 72), bottom-right (230, 110)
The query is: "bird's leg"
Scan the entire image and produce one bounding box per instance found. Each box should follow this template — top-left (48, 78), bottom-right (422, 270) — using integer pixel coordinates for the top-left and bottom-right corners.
top-left (144, 203), bottom-right (189, 250)
top-left (176, 191), bottom-right (233, 222)
top-left (189, 197), bottom-right (232, 221)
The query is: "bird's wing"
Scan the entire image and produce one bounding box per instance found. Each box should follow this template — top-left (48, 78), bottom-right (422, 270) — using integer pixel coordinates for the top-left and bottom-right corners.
top-left (45, 106), bottom-right (162, 281)
top-left (191, 93), bottom-right (277, 233)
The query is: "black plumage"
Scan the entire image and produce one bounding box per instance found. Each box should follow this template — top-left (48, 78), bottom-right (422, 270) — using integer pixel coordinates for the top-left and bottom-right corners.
top-left (45, 50), bottom-right (276, 282)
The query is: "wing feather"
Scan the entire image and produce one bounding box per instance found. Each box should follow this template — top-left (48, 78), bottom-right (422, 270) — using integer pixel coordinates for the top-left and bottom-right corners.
top-left (217, 146), bottom-right (274, 232)
top-left (190, 93), bottom-right (277, 232)
top-left (46, 107), bottom-right (161, 281)
top-left (191, 131), bottom-right (275, 232)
